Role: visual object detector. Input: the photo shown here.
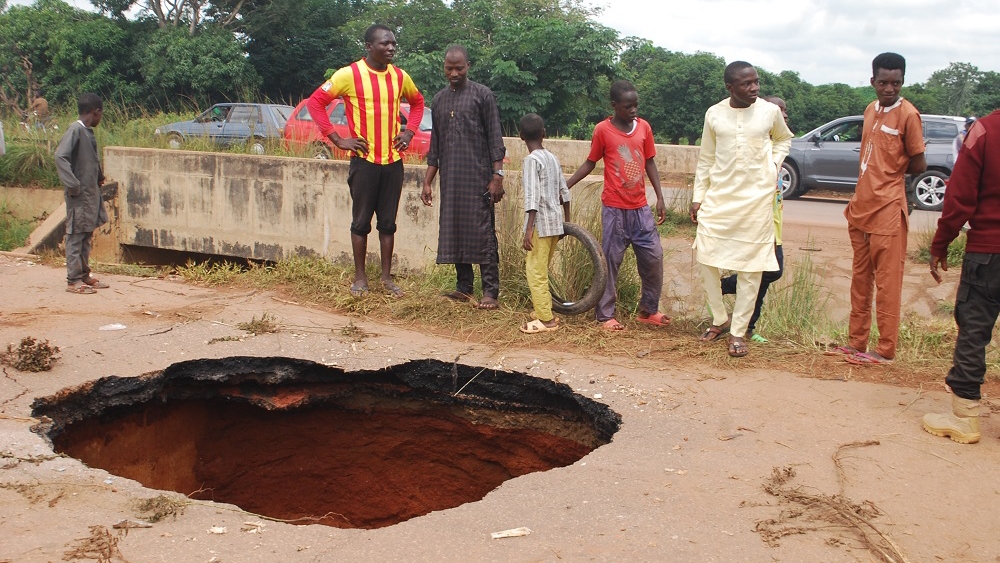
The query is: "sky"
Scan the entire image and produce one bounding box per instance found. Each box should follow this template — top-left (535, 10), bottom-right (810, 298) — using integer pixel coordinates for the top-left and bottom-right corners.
top-left (589, 0), bottom-right (997, 86)
top-left (8, 0), bottom-right (998, 87)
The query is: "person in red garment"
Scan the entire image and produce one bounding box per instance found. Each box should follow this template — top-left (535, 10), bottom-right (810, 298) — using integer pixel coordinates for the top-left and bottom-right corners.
top-left (922, 109), bottom-right (1000, 444)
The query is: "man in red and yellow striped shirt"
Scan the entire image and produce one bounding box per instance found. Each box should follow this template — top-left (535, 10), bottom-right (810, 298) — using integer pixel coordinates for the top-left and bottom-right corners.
top-left (307, 24), bottom-right (425, 298)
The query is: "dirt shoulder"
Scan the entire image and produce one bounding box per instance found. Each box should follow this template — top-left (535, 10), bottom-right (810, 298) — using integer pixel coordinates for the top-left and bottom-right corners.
top-left (1, 253), bottom-right (998, 563)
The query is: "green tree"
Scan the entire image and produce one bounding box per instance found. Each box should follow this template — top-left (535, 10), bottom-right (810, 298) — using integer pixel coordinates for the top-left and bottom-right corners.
top-left (240, 0), bottom-right (365, 101)
top-left (901, 83), bottom-right (944, 115)
top-left (970, 71), bottom-right (1000, 116)
top-left (633, 50), bottom-right (726, 144)
top-left (140, 26), bottom-right (260, 107)
top-left (927, 62), bottom-right (981, 116)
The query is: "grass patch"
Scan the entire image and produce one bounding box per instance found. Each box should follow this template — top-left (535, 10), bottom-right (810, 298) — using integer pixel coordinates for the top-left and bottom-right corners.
top-left (911, 226), bottom-right (966, 267)
top-left (756, 250), bottom-right (835, 345)
top-left (0, 200), bottom-right (36, 251)
top-left (237, 313), bottom-right (280, 335)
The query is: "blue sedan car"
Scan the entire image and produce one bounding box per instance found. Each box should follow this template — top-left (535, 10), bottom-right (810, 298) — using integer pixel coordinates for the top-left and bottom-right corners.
top-left (154, 103), bottom-right (295, 155)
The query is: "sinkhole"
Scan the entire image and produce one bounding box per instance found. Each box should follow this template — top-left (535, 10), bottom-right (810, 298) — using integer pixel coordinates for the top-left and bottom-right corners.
top-left (31, 357), bottom-right (621, 529)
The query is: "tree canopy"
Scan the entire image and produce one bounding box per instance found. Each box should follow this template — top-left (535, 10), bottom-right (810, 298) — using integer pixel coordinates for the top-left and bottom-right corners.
top-left (2, 0), bottom-right (997, 140)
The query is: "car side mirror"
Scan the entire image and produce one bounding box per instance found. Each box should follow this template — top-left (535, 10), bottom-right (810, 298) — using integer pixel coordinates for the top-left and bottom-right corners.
top-left (810, 134), bottom-right (822, 145)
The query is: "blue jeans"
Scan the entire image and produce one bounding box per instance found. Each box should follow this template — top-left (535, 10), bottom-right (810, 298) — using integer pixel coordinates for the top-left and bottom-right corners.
top-left (597, 206), bottom-right (663, 322)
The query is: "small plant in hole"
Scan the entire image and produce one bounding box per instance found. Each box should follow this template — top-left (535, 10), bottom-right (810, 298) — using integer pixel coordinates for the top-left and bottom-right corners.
top-left (1, 337), bottom-right (61, 372)
top-left (237, 313), bottom-right (279, 335)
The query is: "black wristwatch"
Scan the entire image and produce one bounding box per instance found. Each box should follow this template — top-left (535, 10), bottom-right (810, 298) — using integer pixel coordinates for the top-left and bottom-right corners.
top-left (493, 170), bottom-right (505, 177)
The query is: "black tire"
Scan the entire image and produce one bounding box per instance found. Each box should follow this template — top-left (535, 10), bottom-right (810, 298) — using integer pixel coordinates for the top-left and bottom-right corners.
top-left (166, 132), bottom-right (183, 149)
top-left (779, 161), bottom-right (801, 199)
top-left (311, 142), bottom-right (333, 160)
top-left (908, 170), bottom-right (948, 211)
top-left (550, 222), bottom-right (607, 316)
top-left (248, 137), bottom-right (266, 155)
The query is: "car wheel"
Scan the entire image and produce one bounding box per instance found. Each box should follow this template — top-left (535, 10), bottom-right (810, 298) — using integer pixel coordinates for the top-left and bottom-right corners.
top-left (249, 138), bottom-right (266, 155)
top-left (311, 143), bottom-right (333, 160)
top-left (779, 162), bottom-right (801, 199)
top-left (166, 132), bottom-right (183, 150)
top-left (909, 170), bottom-right (947, 211)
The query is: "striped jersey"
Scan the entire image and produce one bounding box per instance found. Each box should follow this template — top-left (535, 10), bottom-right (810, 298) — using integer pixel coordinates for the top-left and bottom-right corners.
top-left (307, 59), bottom-right (425, 165)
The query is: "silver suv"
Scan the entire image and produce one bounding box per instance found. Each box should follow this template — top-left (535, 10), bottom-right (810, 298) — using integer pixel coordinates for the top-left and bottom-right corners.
top-left (779, 114), bottom-right (964, 211)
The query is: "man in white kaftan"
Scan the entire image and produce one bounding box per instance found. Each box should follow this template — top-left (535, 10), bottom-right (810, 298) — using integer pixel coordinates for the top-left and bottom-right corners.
top-left (690, 61), bottom-right (793, 356)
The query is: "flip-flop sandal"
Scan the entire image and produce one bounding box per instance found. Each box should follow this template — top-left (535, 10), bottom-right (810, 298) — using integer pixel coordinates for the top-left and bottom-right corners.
top-left (699, 320), bottom-right (731, 342)
top-left (477, 298), bottom-right (499, 310)
top-left (600, 319), bottom-right (626, 331)
top-left (442, 290), bottom-right (475, 302)
top-left (519, 319), bottom-right (559, 334)
top-left (349, 282), bottom-right (368, 297)
top-left (749, 333), bottom-right (769, 343)
top-left (844, 352), bottom-right (894, 365)
top-left (637, 312), bottom-right (671, 327)
top-left (83, 276), bottom-right (110, 289)
top-left (824, 345), bottom-right (859, 357)
top-left (728, 338), bottom-right (749, 357)
top-left (382, 280), bottom-right (404, 298)
top-left (66, 283), bottom-right (96, 294)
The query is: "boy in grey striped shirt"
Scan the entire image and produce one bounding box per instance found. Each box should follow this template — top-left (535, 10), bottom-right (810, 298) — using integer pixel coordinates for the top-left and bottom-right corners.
top-left (519, 113), bottom-right (570, 334)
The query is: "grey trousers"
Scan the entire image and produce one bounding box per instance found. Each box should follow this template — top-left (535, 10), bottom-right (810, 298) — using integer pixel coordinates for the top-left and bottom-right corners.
top-left (65, 231), bottom-right (93, 284)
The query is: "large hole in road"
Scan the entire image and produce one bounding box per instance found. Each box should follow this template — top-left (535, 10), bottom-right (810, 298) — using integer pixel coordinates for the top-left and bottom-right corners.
top-left (31, 357), bottom-right (620, 529)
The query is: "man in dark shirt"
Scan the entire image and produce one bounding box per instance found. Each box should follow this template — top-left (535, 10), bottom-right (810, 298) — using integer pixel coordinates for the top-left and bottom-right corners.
top-left (923, 109), bottom-right (1000, 445)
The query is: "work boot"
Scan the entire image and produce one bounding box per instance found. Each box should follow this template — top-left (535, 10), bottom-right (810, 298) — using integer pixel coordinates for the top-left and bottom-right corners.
top-left (922, 395), bottom-right (981, 444)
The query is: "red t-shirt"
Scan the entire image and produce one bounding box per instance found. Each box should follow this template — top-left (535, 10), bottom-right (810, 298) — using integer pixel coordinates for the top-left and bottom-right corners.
top-left (586, 118), bottom-right (656, 209)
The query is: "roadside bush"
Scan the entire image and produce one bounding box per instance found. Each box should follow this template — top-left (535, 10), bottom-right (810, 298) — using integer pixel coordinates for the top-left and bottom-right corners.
top-left (0, 201), bottom-right (36, 250)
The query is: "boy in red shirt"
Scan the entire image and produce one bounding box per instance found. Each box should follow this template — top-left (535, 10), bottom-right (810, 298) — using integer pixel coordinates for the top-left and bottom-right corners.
top-left (567, 80), bottom-right (668, 331)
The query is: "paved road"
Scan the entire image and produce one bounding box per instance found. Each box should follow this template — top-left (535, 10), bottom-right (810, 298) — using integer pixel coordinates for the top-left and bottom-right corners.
top-left (784, 194), bottom-right (941, 231)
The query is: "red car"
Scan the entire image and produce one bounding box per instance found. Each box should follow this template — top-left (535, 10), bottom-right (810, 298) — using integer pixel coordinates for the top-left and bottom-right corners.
top-left (284, 98), bottom-right (432, 160)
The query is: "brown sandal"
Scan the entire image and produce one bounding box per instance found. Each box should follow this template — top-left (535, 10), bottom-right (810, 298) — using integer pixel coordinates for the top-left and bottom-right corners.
top-left (83, 276), bottom-right (110, 289)
top-left (66, 283), bottom-right (96, 294)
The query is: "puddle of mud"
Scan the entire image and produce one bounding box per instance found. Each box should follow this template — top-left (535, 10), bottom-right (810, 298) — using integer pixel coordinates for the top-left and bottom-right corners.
top-left (31, 357), bottom-right (620, 529)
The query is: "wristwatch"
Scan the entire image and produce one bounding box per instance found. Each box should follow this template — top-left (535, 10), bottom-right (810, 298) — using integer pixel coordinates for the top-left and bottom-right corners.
top-left (493, 170), bottom-right (505, 177)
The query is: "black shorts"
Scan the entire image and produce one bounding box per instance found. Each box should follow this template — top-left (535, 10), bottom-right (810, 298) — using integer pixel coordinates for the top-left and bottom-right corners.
top-left (347, 157), bottom-right (404, 236)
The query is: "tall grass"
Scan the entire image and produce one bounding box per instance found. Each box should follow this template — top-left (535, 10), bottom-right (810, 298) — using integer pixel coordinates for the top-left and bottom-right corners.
top-left (0, 141), bottom-right (62, 188)
top-left (755, 250), bottom-right (834, 344)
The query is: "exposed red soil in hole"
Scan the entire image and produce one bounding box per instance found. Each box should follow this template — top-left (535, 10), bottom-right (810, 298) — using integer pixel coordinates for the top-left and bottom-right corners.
top-left (32, 357), bottom-right (620, 529)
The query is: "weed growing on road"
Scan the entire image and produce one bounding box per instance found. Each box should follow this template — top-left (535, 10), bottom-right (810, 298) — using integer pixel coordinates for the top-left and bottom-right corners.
top-left (756, 250), bottom-right (834, 344)
top-left (911, 226), bottom-right (966, 267)
top-left (238, 313), bottom-right (280, 335)
top-left (1, 337), bottom-right (60, 372)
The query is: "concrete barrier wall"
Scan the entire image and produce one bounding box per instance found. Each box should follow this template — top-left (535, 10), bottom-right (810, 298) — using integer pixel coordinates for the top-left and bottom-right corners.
top-left (0, 186), bottom-right (63, 220)
top-left (103, 141), bottom-right (697, 268)
top-left (502, 137), bottom-right (700, 176)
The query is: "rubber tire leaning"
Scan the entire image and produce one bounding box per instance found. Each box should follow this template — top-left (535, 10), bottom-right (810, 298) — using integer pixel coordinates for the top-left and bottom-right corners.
top-left (550, 221), bottom-right (608, 316)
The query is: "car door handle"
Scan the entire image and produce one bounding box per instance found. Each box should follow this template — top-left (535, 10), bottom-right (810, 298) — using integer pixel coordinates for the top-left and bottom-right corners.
top-left (852, 147), bottom-right (861, 152)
